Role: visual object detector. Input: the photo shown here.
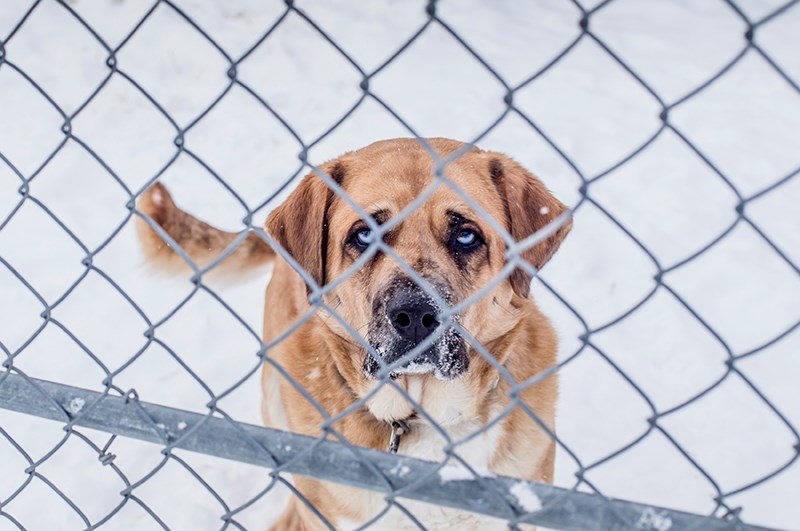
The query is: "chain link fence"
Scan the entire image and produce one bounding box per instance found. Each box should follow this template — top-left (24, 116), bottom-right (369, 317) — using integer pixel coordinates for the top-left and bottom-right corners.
top-left (1, 0), bottom-right (799, 529)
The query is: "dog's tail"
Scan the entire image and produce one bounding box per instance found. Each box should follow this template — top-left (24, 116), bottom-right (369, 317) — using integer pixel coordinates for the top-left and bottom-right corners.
top-left (135, 183), bottom-right (274, 275)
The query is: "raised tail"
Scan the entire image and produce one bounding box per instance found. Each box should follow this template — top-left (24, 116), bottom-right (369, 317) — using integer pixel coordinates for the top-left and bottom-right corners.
top-left (135, 183), bottom-right (274, 275)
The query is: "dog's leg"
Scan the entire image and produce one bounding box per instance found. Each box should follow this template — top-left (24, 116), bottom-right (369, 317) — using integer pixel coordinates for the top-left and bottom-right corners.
top-left (538, 440), bottom-right (556, 484)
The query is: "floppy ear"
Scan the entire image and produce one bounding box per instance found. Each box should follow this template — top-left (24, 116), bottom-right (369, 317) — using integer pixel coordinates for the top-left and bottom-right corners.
top-left (488, 155), bottom-right (572, 298)
top-left (265, 162), bottom-right (344, 289)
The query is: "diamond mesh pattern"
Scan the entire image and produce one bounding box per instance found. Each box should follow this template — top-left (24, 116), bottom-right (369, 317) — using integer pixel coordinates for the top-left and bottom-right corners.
top-left (1, 1), bottom-right (798, 530)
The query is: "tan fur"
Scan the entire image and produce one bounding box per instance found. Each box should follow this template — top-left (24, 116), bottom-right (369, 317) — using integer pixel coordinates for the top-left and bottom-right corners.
top-left (136, 138), bottom-right (571, 530)
top-left (136, 182), bottom-right (274, 274)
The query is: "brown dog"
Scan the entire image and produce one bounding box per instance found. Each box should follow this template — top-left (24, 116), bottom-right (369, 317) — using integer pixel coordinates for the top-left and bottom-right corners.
top-left (136, 138), bottom-right (571, 530)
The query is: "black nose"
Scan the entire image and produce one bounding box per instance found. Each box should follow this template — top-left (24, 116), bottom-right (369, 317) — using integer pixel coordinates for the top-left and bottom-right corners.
top-left (386, 293), bottom-right (440, 342)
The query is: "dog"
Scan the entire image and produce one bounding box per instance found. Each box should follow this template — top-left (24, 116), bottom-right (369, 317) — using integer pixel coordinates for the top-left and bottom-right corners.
top-left (136, 138), bottom-right (572, 530)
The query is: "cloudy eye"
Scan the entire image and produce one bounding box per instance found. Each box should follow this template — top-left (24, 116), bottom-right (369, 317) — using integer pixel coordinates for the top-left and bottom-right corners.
top-left (350, 227), bottom-right (374, 251)
top-left (455, 228), bottom-right (479, 248)
top-left (357, 228), bottom-right (374, 245)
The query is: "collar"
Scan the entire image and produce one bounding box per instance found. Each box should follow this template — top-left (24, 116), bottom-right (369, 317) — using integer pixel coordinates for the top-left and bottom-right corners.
top-left (384, 372), bottom-right (501, 453)
top-left (331, 361), bottom-right (413, 454)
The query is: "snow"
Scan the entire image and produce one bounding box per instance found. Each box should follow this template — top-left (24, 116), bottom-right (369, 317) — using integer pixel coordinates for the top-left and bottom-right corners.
top-left (390, 461), bottom-right (411, 478)
top-left (0, 1), bottom-right (798, 530)
top-left (397, 360), bottom-right (436, 375)
top-left (509, 482), bottom-right (542, 514)
top-left (636, 507), bottom-right (672, 531)
top-left (67, 397), bottom-right (85, 416)
top-left (438, 463), bottom-right (474, 483)
top-left (635, 507), bottom-right (673, 531)
top-left (438, 461), bottom-right (493, 483)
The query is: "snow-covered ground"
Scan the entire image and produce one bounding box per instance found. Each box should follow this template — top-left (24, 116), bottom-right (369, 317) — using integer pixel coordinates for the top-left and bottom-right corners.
top-left (1, 1), bottom-right (799, 529)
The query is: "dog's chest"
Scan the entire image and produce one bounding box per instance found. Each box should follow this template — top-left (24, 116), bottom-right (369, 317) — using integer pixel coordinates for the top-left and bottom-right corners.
top-left (338, 507), bottom-right (507, 531)
top-left (400, 415), bottom-right (502, 469)
top-left (338, 418), bottom-right (508, 530)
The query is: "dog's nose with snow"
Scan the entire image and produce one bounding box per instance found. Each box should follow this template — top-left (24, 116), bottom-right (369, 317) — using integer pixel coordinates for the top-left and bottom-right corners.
top-left (365, 279), bottom-right (469, 380)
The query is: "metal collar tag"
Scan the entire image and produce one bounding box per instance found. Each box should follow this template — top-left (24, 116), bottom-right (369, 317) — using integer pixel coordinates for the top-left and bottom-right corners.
top-left (388, 419), bottom-right (409, 454)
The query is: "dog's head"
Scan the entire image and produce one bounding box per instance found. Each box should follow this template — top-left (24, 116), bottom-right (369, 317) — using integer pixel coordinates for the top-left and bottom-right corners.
top-left (266, 138), bottom-right (571, 420)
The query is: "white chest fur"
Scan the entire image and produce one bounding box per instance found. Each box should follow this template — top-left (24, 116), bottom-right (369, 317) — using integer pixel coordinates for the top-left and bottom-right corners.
top-left (337, 412), bottom-right (509, 531)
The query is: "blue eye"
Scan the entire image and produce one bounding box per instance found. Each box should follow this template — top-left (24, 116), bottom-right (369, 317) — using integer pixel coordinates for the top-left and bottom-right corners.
top-left (351, 228), bottom-right (374, 250)
top-left (455, 229), bottom-right (478, 247)
top-left (357, 229), bottom-right (373, 245)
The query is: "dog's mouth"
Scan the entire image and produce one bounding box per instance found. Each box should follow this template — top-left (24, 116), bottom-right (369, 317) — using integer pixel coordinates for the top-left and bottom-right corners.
top-left (364, 326), bottom-right (469, 381)
top-left (364, 277), bottom-right (469, 381)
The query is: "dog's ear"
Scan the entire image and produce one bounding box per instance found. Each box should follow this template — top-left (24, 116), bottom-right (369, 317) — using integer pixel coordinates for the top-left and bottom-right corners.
top-left (265, 163), bottom-right (344, 289)
top-left (488, 155), bottom-right (572, 298)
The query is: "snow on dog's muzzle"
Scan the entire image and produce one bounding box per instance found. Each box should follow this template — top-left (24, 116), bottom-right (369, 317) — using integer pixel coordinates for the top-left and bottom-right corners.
top-left (364, 278), bottom-right (469, 380)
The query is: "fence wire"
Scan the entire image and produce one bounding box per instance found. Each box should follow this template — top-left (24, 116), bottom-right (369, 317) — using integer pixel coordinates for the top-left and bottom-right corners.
top-left (1, 1), bottom-right (799, 530)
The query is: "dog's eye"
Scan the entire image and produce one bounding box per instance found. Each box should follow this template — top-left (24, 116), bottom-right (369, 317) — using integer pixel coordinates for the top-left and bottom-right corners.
top-left (454, 228), bottom-right (481, 249)
top-left (351, 228), bottom-right (374, 251)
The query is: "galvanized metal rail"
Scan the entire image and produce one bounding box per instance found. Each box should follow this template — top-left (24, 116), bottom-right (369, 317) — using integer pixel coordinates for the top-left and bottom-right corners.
top-left (0, 372), bottom-right (777, 531)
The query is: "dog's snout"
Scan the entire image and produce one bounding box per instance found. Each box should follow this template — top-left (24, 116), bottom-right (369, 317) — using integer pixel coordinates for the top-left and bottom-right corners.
top-left (387, 294), bottom-right (439, 342)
